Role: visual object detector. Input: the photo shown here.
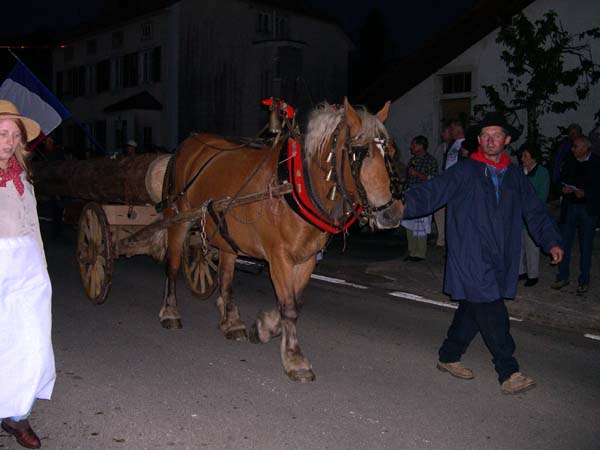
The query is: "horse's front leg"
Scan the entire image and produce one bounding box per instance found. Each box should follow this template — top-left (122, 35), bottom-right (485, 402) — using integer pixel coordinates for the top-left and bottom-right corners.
top-left (271, 255), bottom-right (317, 382)
top-left (159, 222), bottom-right (189, 329)
top-left (215, 251), bottom-right (247, 341)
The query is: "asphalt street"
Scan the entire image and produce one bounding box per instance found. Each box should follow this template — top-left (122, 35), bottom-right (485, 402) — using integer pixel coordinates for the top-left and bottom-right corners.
top-left (1, 229), bottom-right (599, 450)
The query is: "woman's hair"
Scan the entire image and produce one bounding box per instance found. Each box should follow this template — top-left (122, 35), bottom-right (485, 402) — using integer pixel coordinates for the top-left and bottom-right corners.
top-left (12, 119), bottom-right (32, 180)
top-left (519, 142), bottom-right (541, 161)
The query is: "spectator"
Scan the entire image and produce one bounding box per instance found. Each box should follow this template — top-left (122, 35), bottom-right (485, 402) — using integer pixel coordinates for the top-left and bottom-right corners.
top-left (432, 124), bottom-right (452, 247)
top-left (401, 135), bottom-right (438, 261)
top-left (442, 119), bottom-right (466, 170)
top-left (402, 111), bottom-right (562, 394)
top-left (552, 136), bottom-right (600, 294)
top-left (518, 143), bottom-right (550, 287)
top-left (0, 100), bottom-right (55, 449)
top-left (552, 123), bottom-right (582, 184)
top-left (589, 118), bottom-right (600, 157)
top-left (125, 139), bottom-right (138, 156)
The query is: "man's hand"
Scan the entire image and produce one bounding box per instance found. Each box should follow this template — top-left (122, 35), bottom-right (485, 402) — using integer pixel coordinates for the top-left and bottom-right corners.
top-left (549, 246), bottom-right (564, 265)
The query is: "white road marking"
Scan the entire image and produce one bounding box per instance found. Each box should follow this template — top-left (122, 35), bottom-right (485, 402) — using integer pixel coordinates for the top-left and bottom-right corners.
top-left (584, 334), bottom-right (600, 341)
top-left (310, 274), bottom-right (368, 290)
top-left (389, 291), bottom-right (457, 309)
top-left (388, 291), bottom-right (524, 322)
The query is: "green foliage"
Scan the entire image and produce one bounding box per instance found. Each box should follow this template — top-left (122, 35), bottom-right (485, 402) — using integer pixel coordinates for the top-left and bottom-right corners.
top-left (474, 10), bottom-right (600, 157)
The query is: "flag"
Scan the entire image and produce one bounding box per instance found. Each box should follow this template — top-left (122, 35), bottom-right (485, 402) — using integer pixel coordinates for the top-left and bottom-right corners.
top-left (0, 60), bottom-right (71, 137)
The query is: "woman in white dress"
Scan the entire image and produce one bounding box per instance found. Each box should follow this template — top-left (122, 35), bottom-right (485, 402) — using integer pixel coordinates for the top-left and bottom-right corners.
top-left (0, 100), bottom-right (55, 449)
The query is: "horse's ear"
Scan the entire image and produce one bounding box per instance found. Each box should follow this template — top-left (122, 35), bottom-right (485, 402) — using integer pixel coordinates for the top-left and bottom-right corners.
top-left (375, 101), bottom-right (391, 123)
top-left (343, 97), bottom-right (362, 132)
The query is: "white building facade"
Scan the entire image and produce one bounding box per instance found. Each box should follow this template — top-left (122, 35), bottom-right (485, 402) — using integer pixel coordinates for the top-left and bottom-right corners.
top-left (386, 0), bottom-right (600, 164)
top-left (52, 0), bottom-right (350, 155)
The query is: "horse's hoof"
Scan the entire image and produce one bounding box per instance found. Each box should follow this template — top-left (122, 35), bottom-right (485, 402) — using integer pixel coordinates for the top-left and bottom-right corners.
top-left (286, 368), bottom-right (316, 383)
top-left (248, 324), bottom-right (261, 344)
top-left (225, 328), bottom-right (248, 341)
top-left (161, 318), bottom-right (182, 329)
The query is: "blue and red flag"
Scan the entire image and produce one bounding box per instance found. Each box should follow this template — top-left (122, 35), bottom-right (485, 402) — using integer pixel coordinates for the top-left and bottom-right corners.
top-left (0, 60), bottom-right (71, 143)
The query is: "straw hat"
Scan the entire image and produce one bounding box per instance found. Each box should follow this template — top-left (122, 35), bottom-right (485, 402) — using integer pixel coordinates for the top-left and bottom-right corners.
top-left (0, 100), bottom-right (41, 142)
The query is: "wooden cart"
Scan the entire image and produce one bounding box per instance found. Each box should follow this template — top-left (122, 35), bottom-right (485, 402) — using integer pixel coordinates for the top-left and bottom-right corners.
top-left (34, 154), bottom-right (290, 304)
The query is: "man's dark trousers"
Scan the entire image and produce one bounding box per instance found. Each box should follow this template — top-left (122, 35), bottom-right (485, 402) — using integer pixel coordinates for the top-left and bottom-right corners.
top-left (558, 203), bottom-right (597, 285)
top-left (438, 299), bottom-right (519, 382)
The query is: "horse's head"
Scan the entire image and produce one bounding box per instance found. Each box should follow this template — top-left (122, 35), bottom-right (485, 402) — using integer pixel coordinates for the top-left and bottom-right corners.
top-left (342, 98), bottom-right (404, 229)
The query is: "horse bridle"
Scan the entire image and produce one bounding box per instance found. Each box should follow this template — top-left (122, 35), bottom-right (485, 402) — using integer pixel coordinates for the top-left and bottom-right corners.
top-left (330, 124), bottom-right (398, 222)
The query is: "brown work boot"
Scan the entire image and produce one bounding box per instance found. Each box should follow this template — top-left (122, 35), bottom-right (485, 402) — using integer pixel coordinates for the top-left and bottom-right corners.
top-left (501, 372), bottom-right (536, 394)
top-left (436, 361), bottom-right (474, 379)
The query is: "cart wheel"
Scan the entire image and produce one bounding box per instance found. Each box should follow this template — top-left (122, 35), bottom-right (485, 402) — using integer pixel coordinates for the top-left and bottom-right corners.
top-left (182, 231), bottom-right (219, 300)
top-left (77, 202), bottom-right (113, 304)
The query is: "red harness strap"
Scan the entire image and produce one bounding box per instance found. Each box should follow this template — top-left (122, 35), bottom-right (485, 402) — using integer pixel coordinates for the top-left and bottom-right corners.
top-left (285, 138), bottom-right (361, 233)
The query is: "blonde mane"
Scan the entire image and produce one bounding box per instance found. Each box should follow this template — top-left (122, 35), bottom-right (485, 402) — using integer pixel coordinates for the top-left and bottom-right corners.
top-left (304, 102), bottom-right (389, 161)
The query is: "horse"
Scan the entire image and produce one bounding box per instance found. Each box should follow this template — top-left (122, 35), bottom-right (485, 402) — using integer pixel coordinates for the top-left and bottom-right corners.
top-left (159, 98), bottom-right (404, 382)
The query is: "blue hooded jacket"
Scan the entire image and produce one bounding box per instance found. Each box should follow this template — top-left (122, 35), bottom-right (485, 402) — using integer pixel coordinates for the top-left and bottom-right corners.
top-left (404, 158), bottom-right (561, 302)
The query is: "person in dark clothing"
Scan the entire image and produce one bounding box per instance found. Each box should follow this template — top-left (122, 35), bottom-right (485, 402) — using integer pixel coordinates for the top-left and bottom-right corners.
top-left (402, 112), bottom-right (563, 394)
top-left (552, 136), bottom-right (600, 294)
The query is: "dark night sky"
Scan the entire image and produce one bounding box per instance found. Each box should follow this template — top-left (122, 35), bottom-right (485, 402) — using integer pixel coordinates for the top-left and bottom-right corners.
top-left (1, 0), bottom-right (477, 91)
top-left (2, 0), bottom-right (477, 54)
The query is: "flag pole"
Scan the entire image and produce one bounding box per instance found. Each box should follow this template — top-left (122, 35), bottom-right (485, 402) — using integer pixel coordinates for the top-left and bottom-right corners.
top-left (7, 48), bottom-right (21, 61)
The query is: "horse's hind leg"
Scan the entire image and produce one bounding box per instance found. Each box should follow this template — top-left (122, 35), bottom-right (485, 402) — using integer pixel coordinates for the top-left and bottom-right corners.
top-left (215, 251), bottom-right (248, 341)
top-left (159, 222), bottom-right (189, 329)
top-left (270, 255), bottom-right (317, 382)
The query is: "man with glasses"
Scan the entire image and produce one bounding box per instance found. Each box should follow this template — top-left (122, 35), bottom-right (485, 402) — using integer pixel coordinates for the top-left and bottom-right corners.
top-left (401, 112), bottom-right (563, 394)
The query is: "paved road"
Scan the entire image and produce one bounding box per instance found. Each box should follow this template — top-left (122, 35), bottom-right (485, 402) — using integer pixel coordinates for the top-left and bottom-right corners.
top-left (2, 232), bottom-right (599, 450)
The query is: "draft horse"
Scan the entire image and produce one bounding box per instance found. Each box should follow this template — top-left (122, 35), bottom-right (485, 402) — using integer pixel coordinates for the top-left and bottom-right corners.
top-left (159, 98), bottom-right (404, 382)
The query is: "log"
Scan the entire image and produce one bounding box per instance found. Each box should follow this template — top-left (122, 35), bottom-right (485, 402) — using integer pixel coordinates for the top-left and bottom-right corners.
top-left (32, 154), bottom-right (170, 205)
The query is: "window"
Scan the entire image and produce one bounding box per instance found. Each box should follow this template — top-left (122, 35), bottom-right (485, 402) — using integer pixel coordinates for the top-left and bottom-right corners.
top-left (114, 120), bottom-right (127, 149)
top-left (141, 47), bottom-right (161, 83)
top-left (94, 120), bottom-right (107, 150)
top-left (441, 72), bottom-right (472, 95)
top-left (141, 22), bottom-right (153, 41)
top-left (112, 30), bottom-right (124, 49)
top-left (277, 46), bottom-right (302, 103)
top-left (64, 46), bottom-right (74, 62)
top-left (96, 59), bottom-right (110, 92)
top-left (56, 71), bottom-right (63, 99)
top-left (257, 11), bottom-right (271, 35)
top-left (122, 53), bottom-right (139, 88)
top-left (86, 39), bottom-right (97, 56)
top-left (274, 14), bottom-right (289, 38)
top-left (257, 10), bottom-right (289, 38)
top-left (260, 69), bottom-right (271, 99)
top-left (143, 126), bottom-right (153, 150)
top-left (65, 66), bottom-right (85, 97)
top-left (111, 57), bottom-right (122, 90)
top-left (85, 65), bottom-right (96, 95)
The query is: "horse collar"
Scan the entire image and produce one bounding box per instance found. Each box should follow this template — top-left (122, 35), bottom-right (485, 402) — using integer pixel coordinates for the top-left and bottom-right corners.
top-left (278, 137), bottom-right (361, 233)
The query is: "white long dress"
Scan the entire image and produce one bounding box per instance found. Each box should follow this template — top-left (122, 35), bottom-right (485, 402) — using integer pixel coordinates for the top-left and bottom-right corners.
top-left (0, 173), bottom-right (56, 418)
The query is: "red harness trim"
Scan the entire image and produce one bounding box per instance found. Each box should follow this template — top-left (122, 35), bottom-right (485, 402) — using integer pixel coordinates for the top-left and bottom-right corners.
top-left (286, 138), bottom-right (361, 233)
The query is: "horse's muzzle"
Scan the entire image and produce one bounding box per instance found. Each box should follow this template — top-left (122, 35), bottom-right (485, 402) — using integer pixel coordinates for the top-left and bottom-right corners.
top-left (372, 199), bottom-right (404, 229)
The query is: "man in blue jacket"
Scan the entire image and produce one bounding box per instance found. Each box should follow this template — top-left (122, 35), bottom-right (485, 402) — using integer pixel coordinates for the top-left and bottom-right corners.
top-left (403, 112), bottom-right (563, 394)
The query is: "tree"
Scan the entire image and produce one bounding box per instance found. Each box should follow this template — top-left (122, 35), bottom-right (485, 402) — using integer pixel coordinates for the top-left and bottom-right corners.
top-left (474, 10), bottom-right (600, 154)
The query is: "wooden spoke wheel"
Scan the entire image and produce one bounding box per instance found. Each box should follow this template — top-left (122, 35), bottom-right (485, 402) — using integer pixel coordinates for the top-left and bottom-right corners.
top-left (182, 230), bottom-right (219, 300)
top-left (77, 202), bottom-right (113, 304)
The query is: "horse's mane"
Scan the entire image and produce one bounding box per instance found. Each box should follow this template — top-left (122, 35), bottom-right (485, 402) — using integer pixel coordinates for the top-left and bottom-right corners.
top-left (304, 102), bottom-right (390, 160)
